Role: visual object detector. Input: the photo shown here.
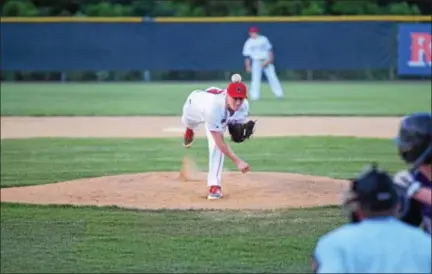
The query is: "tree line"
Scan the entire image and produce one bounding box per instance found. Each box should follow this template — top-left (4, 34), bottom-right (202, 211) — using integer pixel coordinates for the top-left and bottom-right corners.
top-left (2, 0), bottom-right (427, 17)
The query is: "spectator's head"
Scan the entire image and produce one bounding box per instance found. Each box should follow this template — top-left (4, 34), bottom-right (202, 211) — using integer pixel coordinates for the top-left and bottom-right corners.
top-left (249, 26), bottom-right (259, 38)
top-left (342, 163), bottom-right (401, 222)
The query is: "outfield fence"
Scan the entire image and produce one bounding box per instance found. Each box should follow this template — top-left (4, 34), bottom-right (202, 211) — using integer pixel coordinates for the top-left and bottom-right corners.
top-left (1, 16), bottom-right (430, 81)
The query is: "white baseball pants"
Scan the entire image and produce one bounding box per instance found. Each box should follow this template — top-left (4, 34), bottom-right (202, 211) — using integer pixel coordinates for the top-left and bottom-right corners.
top-left (181, 99), bottom-right (225, 188)
top-left (204, 124), bottom-right (225, 187)
top-left (250, 59), bottom-right (284, 100)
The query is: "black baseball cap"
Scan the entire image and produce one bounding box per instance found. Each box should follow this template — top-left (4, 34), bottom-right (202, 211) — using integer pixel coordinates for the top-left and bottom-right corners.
top-left (351, 164), bottom-right (399, 211)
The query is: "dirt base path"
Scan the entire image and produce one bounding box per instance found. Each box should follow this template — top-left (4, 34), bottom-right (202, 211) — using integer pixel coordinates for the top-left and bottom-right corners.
top-left (0, 116), bottom-right (400, 210)
top-left (1, 116), bottom-right (400, 139)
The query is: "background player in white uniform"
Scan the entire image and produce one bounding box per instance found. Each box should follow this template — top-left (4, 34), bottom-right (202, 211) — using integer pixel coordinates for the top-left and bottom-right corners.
top-left (181, 74), bottom-right (250, 199)
top-left (242, 26), bottom-right (284, 101)
top-left (312, 164), bottom-right (431, 273)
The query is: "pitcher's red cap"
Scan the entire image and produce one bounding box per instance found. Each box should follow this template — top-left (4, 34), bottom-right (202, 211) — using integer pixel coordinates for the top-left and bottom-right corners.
top-left (249, 26), bottom-right (258, 33)
top-left (227, 82), bottom-right (247, 99)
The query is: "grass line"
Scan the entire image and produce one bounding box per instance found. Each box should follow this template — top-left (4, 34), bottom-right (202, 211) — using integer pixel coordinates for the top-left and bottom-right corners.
top-left (1, 82), bottom-right (430, 116)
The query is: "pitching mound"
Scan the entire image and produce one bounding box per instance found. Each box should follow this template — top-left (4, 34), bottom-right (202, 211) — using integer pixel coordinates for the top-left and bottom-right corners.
top-left (0, 171), bottom-right (348, 210)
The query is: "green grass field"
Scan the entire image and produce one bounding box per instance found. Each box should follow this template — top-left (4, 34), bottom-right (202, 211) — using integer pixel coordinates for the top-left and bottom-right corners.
top-left (0, 81), bottom-right (428, 273)
top-left (1, 137), bottom-right (405, 188)
top-left (1, 81), bottom-right (431, 116)
top-left (1, 137), bottom-right (406, 273)
top-left (1, 203), bottom-right (344, 273)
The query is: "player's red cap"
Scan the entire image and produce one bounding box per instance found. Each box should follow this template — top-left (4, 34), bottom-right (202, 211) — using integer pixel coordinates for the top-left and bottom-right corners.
top-left (249, 26), bottom-right (258, 33)
top-left (227, 82), bottom-right (247, 99)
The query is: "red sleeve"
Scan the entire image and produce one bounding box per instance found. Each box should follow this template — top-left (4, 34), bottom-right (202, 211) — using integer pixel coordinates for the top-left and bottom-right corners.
top-left (206, 88), bottom-right (224, 95)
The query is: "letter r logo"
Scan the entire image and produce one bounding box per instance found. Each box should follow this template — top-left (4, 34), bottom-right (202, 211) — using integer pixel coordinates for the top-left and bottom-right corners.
top-left (408, 32), bottom-right (431, 67)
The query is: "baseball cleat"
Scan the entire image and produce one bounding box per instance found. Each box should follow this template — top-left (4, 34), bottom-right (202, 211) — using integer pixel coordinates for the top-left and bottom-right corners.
top-left (183, 128), bottom-right (194, 148)
top-left (207, 185), bottom-right (223, 200)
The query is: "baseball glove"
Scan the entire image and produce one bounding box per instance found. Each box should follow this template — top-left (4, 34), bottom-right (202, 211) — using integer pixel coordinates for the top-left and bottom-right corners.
top-left (228, 120), bottom-right (256, 143)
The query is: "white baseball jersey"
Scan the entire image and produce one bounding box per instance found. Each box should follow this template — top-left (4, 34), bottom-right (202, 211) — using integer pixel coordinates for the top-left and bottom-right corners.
top-left (242, 35), bottom-right (272, 60)
top-left (183, 87), bottom-right (249, 132)
top-left (313, 217), bottom-right (431, 273)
